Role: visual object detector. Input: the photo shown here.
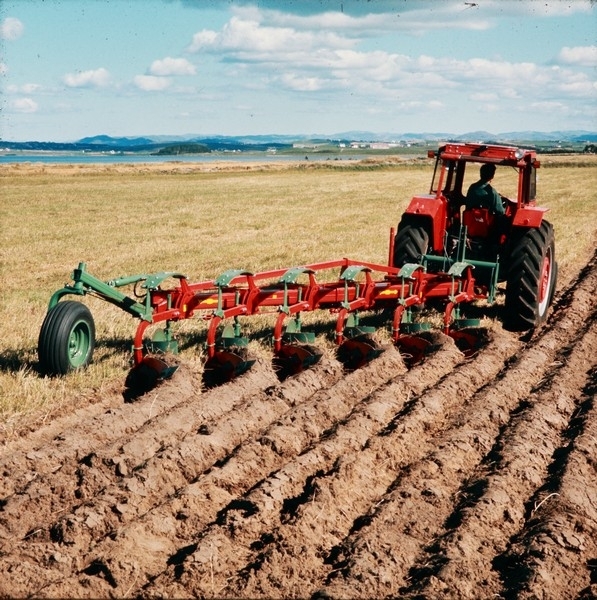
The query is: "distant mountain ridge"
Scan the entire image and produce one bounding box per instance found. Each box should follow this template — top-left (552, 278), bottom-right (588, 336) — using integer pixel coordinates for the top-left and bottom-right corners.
top-left (3, 130), bottom-right (596, 152)
top-left (75, 129), bottom-right (597, 144)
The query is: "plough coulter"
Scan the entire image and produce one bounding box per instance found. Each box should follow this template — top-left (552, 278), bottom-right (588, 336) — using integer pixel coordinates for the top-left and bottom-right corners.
top-left (38, 143), bottom-right (557, 388)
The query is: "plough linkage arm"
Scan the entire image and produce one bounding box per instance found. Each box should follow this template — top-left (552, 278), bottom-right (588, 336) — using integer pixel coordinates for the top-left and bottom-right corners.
top-left (48, 262), bottom-right (187, 323)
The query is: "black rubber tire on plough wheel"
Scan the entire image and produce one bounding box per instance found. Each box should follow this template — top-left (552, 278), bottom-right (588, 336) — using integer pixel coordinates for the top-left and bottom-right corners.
top-left (504, 220), bottom-right (557, 331)
top-left (38, 301), bottom-right (96, 375)
top-left (393, 222), bottom-right (430, 268)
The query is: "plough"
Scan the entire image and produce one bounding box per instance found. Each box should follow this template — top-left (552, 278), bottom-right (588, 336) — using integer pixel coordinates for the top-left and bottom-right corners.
top-left (37, 238), bottom-right (490, 387)
top-left (38, 143), bottom-right (556, 389)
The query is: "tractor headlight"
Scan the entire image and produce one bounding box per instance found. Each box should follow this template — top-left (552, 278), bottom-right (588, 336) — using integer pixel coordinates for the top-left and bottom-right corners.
top-left (514, 148), bottom-right (525, 159)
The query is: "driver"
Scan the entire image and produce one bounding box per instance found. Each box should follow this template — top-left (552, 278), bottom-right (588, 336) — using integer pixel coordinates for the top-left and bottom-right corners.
top-left (465, 163), bottom-right (505, 215)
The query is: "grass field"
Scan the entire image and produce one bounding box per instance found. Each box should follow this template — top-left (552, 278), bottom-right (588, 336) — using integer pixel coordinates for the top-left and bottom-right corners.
top-left (1, 155), bottom-right (596, 437)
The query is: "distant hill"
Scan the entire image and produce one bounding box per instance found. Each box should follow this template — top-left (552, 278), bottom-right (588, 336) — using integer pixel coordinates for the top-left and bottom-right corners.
top-left (2, 130), bottom-right (596, 152)
top-left (78, 135), bottom-right (155, 146)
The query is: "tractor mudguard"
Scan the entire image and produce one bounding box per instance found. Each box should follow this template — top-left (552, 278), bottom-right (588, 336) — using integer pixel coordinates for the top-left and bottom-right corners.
top-left (402, 195), bottom-right (448, 252)
top-left (512, 206), bottom-right (549, 228)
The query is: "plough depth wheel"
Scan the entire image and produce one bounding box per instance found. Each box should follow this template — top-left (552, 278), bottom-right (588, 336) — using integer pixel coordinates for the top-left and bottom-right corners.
top-left (38, 301), bottom-right (95, 375)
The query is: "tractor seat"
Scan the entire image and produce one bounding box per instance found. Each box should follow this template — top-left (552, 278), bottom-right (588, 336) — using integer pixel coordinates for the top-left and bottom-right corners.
top-left (462, 207), bottom-right (495, 238)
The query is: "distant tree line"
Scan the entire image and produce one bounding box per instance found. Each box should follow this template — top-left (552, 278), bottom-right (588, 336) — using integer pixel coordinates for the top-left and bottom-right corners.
top-left (153, 143), bottom-right (211, 155)
top-left (583, 144), bottom-right (597, 154)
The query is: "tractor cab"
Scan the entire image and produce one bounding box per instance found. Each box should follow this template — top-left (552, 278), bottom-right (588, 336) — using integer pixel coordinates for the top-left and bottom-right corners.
top-left (429, 143), bottom-right (540, 244)
top-left (394, 143), bottom-right (545, 269)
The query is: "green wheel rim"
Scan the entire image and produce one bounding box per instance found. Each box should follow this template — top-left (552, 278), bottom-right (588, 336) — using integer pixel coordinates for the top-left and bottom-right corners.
top-left (68, 319), bottom-right (92, 368)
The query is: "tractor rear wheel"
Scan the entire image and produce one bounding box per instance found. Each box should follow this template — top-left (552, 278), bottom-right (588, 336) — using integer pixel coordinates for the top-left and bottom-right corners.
top-left (504, 221), bottom-right (557, 331)
top-left (393, 223), bottom-right (430, 268)
top-left (38, 301), bottom-right (95, 375)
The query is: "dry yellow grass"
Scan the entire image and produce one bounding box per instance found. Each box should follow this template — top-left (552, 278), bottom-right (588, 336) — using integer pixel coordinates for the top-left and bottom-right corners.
top-left (1, 155), bottom-right (596, 437)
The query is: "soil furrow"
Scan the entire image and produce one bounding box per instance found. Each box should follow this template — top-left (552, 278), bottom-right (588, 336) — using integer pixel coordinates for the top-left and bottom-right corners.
top-left (400, 315), bottom-right (597, 599)
top-left (0, 360), bottom-right (278, 550)
top-left (0, 347), bottom-right (402, 597)
top-left (1, 248), bottom-right (595, 599)
top-left (141, 337), bottom-right (468, 597)
top-left (0, 356), bottom-right (336, 591)
top-left (495, 357), bottom-right (597, 599)
top-left (315, 258), bottom-right (597, 599)
top-left (220, 331), bottom-right (523, 599)
top-left (0, 363), bottom-right (201, 498)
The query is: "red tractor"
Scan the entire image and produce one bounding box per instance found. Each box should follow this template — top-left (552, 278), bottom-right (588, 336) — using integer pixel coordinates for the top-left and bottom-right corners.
top-left (392, 143), bottom-right (557, 331)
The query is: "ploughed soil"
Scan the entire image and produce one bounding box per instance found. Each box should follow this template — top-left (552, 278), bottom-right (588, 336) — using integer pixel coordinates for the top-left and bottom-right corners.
top-left (1, 248), bottom-right (596, 599)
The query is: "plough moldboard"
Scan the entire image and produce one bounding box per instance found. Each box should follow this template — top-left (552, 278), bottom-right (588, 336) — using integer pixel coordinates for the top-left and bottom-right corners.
top-left (38, 241), bottom-right (491, 391)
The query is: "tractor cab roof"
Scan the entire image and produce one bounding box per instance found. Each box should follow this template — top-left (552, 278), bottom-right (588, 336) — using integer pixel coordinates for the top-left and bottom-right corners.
top-left (429, 143), bottom-right (539, 168)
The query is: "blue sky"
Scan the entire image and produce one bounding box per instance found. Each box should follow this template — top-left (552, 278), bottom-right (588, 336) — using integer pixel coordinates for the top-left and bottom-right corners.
top-left (1, 0), bottom-right (596, 141)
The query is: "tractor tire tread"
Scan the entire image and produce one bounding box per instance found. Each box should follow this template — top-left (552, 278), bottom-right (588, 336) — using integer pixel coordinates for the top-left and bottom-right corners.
top-left (504, 220), bottom-right (556, 331)
top-left (393, 223), bottom-right (430, 268)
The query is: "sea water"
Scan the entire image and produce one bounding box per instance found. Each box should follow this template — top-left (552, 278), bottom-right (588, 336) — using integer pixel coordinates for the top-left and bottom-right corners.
top-left (0, 151), bottom-right (366, 165)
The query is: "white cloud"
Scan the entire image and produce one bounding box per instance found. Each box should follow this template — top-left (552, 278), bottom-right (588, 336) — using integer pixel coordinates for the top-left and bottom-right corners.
top-left (558, 79), bottom-right (597, 97)
top-left (0, 62), bottom-right (7, 76)
top-left (185, 8), bottom-right (597, 115)
top-left (133, 75), bottom-right (171, 91)
top-left (187, 16), bottom-right (354, 55)
top-left (149, 57), bottom-right (196, 76)
top-left (558, 46), bottom-right (597, 67)
top-left (281, 73), bottom-right (324, 92)
top-left (7, 83), bottom-right (42, 94)
top-left (0, 17), bottom-right (24, 40)
top-left (232, 4), bottom-right (490, 36)
top-left (530, 100), bottom-right (568, 113)
top-left (10, 98), bottom-right (38, 113)
top-left (188, 29), bottom-right (218, 52)
top-left (63, 68), bottom-right (111, 88)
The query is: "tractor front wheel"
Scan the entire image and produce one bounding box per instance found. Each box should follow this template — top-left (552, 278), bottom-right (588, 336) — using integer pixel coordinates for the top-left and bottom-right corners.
top-left (38, 301), bottom-right (96, 375)
top-left (504, 221), bottom-right (557, 331)
top-left (393, 223), bottom-right (430, 268)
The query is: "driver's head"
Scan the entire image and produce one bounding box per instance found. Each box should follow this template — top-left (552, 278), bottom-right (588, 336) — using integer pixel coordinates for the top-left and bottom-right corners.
top-left (480, 163), bottom-right (496, 182)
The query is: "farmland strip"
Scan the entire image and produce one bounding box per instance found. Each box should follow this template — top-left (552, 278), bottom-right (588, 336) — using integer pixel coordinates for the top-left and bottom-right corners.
top-left (315, 253), bottom-right (597, 599)
top-left (401, 314), bottom-right (597, 599)
top-left (0, 360), bottom-right (278, 549)
top-left (65, 346), bottom-right (406, 596)
top-left (142, 338), bottom-right (472, 597)
top-left (0, 363), bottom-right (201, 498)
top-left (0, 347), bottom-right (401, 597)
top-left (495, 348), bottom-right (597, 598)
top-left (220, 330), bottom-right (521, 598)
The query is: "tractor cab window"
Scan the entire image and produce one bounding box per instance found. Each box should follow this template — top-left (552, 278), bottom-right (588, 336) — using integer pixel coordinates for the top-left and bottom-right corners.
top-left (429, 157), bottom-right (441, 194)
top-left (442, 160), bottom-right (457, 195)
top-left (462, 162), bottom-right (519, 204)
top-left (528, 165), bottom-right (537, 201)
top-left (430, 159), bottom-right (457, 196)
